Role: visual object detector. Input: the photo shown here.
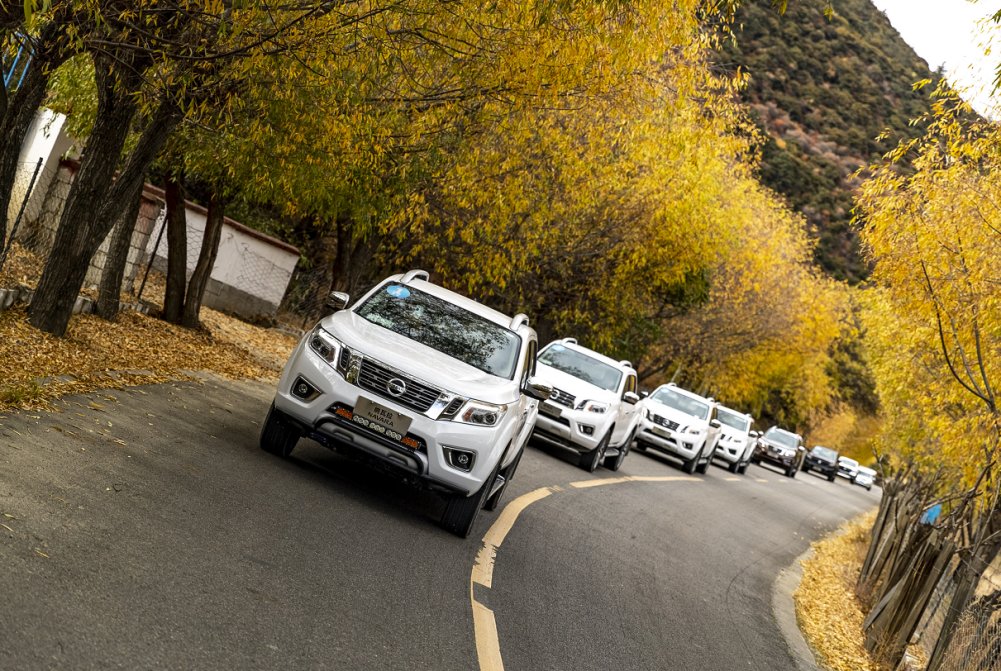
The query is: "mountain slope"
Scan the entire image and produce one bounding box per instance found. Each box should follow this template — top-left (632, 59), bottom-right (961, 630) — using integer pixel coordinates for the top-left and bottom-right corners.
top-left (724, 0), bottom-right (938, 282)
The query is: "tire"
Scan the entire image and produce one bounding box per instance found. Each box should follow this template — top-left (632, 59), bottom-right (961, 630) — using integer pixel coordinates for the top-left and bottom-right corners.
top-left (634, 441), bottom-right (647, 453)
top-left (828, 473), bottom-right (836, 482)
top-left (682, 446), bottom-right (701, 475)
top-left (441, 464), bottom-right (498, 538)
top-left (484, 449), bottom-right (522, 512)
top-left (802, 463), bottom-right (810, 473)
top-left (737, 462), bottom-right (748, 475)
top-left (695, 445), bottom-right (713, 474)
top-left (579, 431), bottom-right (610, 472)
top-left (786, 465), bottom-right (797, 478)
top-left (728, 459), bottom-right (740, 474)
top-left (604, 429), bottom-right (635, 471)
top-left (260, 403), bottom-right (300, 457)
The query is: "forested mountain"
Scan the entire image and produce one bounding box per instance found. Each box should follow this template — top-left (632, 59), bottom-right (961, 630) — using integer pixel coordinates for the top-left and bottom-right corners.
top-left (724, 0), bottom-right (939, 283)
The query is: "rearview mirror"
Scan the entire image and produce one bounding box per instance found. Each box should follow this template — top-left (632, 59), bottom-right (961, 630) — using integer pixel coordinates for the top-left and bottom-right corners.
top-left (639, 390), bottom-right (649, 399)
top-left (709, 419), bottom-right (721, 429)
top-left (525, 376), bottom-right (553, 401)
top-left (325, 291), bottom-right (350, 311)
top-left (623, 391), bottom-right (640, 405)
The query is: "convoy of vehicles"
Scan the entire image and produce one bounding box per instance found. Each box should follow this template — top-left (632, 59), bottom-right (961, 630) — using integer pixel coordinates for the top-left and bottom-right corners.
top-left (711, 405), bottom-right (758, 474)
top-left (751, 426), bottom-right (805, 478)
top-left (837, 456), bottom-right (861, 482)
top-left (632, 384), bottom-right (721, 474)
top-left (263, 269), bottom-right (878, 538)
top-left (262, 270), bottom-right (552, 537)
top-left (802, 446), bottom-right (840, 482)
top-left (854, 466), bottom-right (876, 491)
top-left (530, 339), bottom-right (640, 472)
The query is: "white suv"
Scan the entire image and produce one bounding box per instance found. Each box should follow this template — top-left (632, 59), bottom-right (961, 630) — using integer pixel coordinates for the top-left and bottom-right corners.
top-left (261, 270), bottom-right (551, 537)
top-left (711, 404), bottom-right (758, 475)
top-left (634, 383), bottom-right (721, 474)
top-left (531, 339), bottom-right (640, 472)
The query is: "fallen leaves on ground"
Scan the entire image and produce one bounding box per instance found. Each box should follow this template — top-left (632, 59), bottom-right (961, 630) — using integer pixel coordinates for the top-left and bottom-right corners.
top-left (795, 509), bottom-right (884, 671)
top-left (0, 305), bottom-right (298, 413)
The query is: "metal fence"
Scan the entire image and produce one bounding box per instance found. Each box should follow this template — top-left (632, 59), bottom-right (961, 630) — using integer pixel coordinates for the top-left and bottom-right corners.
top-left (1, 160), bottom-right (161, 313)
top-left (915, 560), bottom-right (1001, 671)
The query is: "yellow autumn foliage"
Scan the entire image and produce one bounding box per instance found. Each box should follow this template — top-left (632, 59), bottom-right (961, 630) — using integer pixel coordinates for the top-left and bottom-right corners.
top-left (857, 86), bottom-right (1001, 488)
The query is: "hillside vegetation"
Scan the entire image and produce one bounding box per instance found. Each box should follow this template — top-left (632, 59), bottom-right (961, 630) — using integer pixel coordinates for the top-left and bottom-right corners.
top-left (725, 0), bottom-right (938, 282)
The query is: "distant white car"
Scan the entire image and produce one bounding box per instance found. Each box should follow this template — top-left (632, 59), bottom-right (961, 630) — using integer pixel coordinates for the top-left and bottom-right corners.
top-left (633, 383), bottom-right (721, 475)
top-left (712, 405), bottom-right (758, 474)
top-left (531, 338), bottom-right (641, 472)
top-left (837, 456), bottom-right (860, 482)
top-left (854, 466), bottom-right (876, 491)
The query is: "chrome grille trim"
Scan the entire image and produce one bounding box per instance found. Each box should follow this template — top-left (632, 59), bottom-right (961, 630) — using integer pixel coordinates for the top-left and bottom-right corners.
top-left (652, 415), bottom-right (679, 431)
top-left (550, 387), bottom-right (576, 408)
top-left (356, 357), bottom-right (442, 412)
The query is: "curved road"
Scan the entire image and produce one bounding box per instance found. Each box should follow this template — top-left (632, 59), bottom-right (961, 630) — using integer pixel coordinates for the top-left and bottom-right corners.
top-left (0, 377), bottom-right (877, 670)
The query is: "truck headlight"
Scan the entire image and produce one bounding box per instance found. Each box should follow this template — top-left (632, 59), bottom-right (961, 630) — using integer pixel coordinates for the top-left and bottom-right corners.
top-left (309, 326), bottom-right (352, 375)
top-left (578, 400), bottom-right (609, 414)
top-left (455, 400), bottom-right (508, 426)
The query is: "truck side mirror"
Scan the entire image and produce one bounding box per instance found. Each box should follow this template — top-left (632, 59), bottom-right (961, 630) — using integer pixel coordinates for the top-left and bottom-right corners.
top-left (325, 291), bottom-right (350, 311)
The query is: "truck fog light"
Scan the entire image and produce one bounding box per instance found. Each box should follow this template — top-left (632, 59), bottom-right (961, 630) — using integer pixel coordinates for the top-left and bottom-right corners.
top-left (291, 376), bottom-right (320, 401)
top-left (443, 446), bottom-right (476, 472)
top-left (579, 425), bottom-right (594, 436)
top-left (683, 442), bottom-right (694, 450)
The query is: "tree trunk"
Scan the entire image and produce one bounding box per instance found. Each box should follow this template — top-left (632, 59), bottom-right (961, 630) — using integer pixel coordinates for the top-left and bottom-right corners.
top-left (27, 55), bottom-right (138, 336)
top-left (96, 179), bottom-right (145, 319)
top-left (162, 174), bottom-right (188, 324)
top-left (181, 190), bottom-right (225, 328)
top-left (27, 57), bottom-right (179, 336)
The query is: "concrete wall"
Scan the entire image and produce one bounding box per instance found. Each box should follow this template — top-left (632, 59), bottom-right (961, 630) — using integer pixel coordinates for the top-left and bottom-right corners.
top-left (144, 197), bottom-right (300, 318)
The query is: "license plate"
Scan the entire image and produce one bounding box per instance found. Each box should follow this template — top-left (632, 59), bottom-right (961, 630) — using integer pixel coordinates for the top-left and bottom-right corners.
top-left (540, 401), bottom-right (563, 418)
top-left (653, 425), bottom-right (672, 438)
top-left (353, 397), bottom-right (413, 438)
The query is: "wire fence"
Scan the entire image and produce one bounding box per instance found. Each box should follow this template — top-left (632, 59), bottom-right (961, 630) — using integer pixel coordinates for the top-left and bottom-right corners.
top-left (1, 160), bottom-right (300, 322)
top-left (920, 559), bottom-right (1001, 671)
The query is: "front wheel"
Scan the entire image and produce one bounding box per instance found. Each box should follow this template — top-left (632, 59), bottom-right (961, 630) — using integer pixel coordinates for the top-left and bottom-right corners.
top-left (579, 432), bottom-right (610, 472)
top-left (728, 459), bottom-right (740, 474)
top-left (682, 446), bottom-right (701, 474)
top-left (484, 449), bottom-right (522, 512)
top-left (828, 473), bottom-right (836, 482)
top-left (605, 429), bottom-right (635, 471)
top-left (786, 465), bottom-right (797, 478)
top-left (441, 465), bottom-right (498, 538)
top-left (260, 403), bottom-right (300, 458)
top-left (695, 445), bottom-right (714, 474)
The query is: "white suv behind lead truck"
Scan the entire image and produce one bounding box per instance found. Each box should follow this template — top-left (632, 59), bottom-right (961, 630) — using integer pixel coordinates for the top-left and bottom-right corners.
top-left (260, 270), bottom-right (552, 538)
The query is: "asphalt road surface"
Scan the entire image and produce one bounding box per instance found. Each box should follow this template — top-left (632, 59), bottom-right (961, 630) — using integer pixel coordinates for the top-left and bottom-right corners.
top-left (0, 377), bottom-right (879, 670)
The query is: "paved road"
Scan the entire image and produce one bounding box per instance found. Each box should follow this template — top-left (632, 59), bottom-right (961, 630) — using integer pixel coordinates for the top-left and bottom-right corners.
top-left (0, 377), bottom-right (878, 670)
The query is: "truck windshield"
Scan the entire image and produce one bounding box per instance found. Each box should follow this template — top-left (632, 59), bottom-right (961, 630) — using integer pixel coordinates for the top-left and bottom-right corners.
top-left (717, 407), bottom-right (750, 432)
top-left (356, 283), bottom-right (521, 379)
top-left (537, 344), bottom-right (622, 392)
top-left (650, 387), bottom-right (710, 420)
top-left (764, 428), bottom-right (799, 449)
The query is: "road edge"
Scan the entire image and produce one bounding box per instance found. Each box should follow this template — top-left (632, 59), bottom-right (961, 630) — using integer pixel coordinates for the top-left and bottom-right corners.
top-left (772, 547), bottom-right (821, 671)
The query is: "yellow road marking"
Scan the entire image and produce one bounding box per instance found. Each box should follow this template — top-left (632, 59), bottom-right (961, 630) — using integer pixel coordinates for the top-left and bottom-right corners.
top-left (470, 475), bottom-right (699, 670)
top-left (471, 597), bottom-right (504, 671)
top-left (755, 478), bottom-right (769, 483)
top-left (724, 477), bottom-right (740, 481)
top-left (569, 474), bottom-right (699, 489)
top-left (472, 486), bottom-right (556, 589)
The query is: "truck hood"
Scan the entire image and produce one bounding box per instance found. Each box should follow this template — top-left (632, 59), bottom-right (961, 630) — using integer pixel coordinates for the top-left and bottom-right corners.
top-left (321, 311), bottom-right (520, 405)
top-left (535, 364), bottom-right (619, 405)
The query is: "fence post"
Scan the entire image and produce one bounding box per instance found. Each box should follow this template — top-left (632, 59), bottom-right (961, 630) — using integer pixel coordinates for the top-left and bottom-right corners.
top-left (136, 210), bottom-right (168, 304)
top-left (0, 157), bottom-right (44, 274)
